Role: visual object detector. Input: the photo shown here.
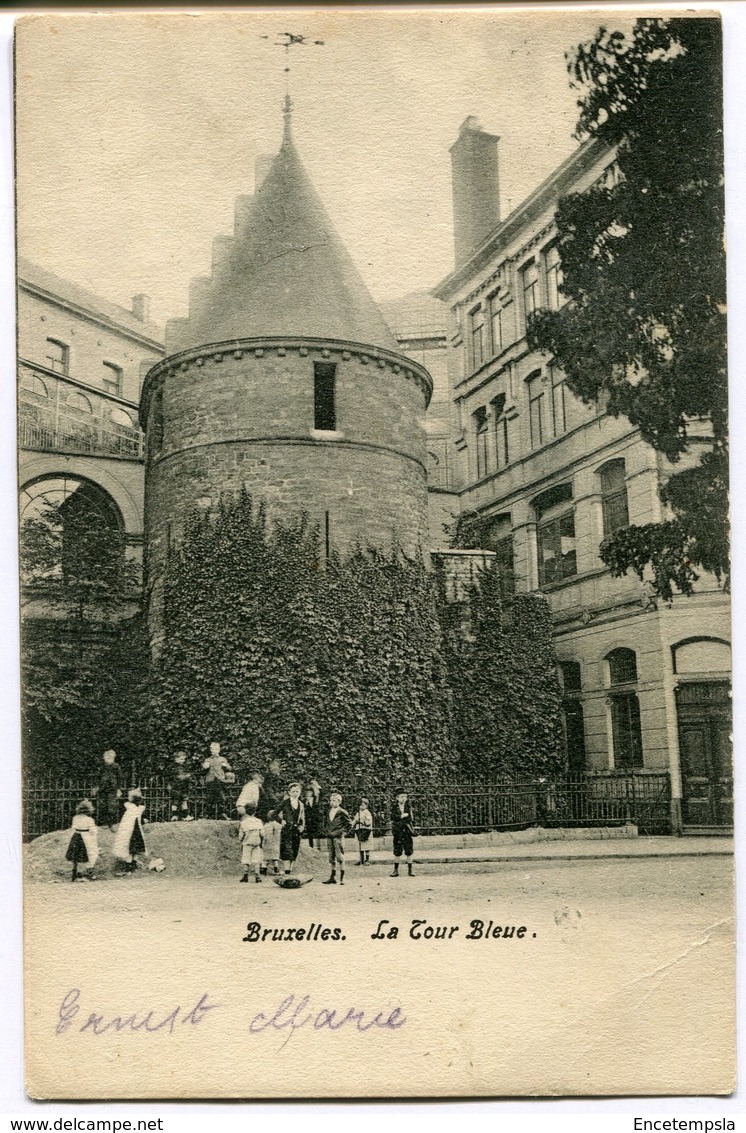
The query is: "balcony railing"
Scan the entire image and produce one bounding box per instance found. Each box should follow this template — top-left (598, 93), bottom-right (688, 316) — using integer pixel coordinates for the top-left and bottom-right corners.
top-left (18, 362), bottom-right (144, 460)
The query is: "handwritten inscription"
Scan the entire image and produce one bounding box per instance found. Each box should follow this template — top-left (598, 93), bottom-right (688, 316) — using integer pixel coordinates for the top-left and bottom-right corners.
top-left (56, 989), bottom-right (219, 1037)
top-left (249, 994), bottom-right (406, 1046)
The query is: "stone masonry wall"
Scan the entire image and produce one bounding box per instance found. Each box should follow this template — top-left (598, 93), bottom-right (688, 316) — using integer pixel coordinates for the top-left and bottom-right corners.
top-left (143, 339), bottom-right (432, 643)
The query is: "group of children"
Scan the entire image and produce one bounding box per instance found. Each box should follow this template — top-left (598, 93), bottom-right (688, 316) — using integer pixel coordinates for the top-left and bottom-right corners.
top-left (238, 786), bottom-right (385, 885)
top-left (65, 787), bottom-right (147, 881)
top-left (65, 747), bottom-right (418, 884)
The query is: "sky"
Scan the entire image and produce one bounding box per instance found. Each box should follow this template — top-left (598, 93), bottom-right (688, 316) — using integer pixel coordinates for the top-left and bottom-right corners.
top-left (13, 9), bottom-right (630, 326)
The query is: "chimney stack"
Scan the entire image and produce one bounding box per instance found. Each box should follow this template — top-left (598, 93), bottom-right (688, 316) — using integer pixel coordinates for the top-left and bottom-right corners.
top-left (132, 293), bottom-right (151, 322)
top-left (450, 116), bottom-right (500, 267)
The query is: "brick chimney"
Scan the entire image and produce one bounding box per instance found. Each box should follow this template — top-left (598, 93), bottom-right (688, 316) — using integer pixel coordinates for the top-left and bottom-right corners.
top-left (131, 293), bottom-right (151, 322)
top-left (450, 116), bottom-right (500, 267)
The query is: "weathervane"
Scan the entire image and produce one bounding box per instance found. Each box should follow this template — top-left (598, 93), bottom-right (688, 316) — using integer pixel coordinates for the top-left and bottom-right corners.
top-left (261, 31), bottom-right (325, 122)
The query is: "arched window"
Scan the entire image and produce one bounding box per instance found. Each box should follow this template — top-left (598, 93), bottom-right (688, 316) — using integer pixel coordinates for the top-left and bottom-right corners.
top-left (600, 459), bottom-right (629, 537)
top-left (110, 407), bottom-right (135, 430)
top-left (20, 372), bottom-right (49, 399)
top-left (66, 391), bottom-right (93, 414)
top-left (20, 476), bottom-right (125, 590)
top-left (606, 648), bottom-right (643, 769)
top-left (534, 483), bottom-right (576, 586)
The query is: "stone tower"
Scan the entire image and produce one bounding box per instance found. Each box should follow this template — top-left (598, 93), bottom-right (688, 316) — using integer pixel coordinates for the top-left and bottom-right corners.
top-left (140, 108), bottom-right (433, 642)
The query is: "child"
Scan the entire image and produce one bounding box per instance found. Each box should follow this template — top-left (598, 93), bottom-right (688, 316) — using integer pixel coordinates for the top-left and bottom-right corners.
top-left (168, 750), bottom-right (194, 822)
top-left (239, 803), bottom-right (264, 883)
top-left (202, 741), bottom-right (233, 819)
top-left (65, 799), bottom-right (99, 882)
top-left (279, 783), bottom-right (305, 875)
top-left (323, 790), bottom-right (353, 885)
top-left (390, 788), bottom-right (415, 877)
top-left (113, 789), bottom-right (147, 874)
top-left (94, 748), bottom-right (122, 830)
top-left (261, 808), bottom-right (282, 875)
top-left (236, 770), bottom-right (264, 818)
top-left (303, 785), bottom-right (321, 849)
top-left (351, 796), bottom-right (374, 865)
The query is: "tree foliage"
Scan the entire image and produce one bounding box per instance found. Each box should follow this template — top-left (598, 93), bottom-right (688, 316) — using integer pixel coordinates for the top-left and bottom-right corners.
top-left (436, 562), bottom-right (565, 781)
top-left (150, 491), bottom-right (453, 790)
top-left (20, 493), bottom-right (147, 776)
top-left (151, 493), bottom-right (564, 786)
top-left (528, 17), bottom-right (727, 595)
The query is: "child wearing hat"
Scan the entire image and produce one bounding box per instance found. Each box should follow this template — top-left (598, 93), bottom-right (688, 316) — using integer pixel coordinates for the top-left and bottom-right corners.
top-left (239, 802), bottom-right (265, 883)
top-left (113, 789), bottom-right (147, 873)
top-left (390, 788), bottom-right (415, 877)
top-left (323, 790), bottom-right (353, 885)
top-left (65, 799), bottom-right (99, 882)
top-left (351, 796), bottom-right (374, 865)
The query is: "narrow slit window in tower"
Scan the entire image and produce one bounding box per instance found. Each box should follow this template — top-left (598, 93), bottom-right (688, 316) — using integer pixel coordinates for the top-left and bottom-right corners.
top-left (314, 362), bottom-right (337, 431)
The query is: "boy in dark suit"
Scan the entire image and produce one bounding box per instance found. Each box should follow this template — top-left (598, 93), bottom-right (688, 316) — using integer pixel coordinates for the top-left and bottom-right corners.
top-left (390, 788), bottom-right (415, 877)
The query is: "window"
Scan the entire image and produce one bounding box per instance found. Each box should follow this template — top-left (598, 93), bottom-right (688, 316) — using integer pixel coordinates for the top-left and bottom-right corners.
top-left (600, 459), bottom-right (629, 536)
top-left (473, 406), bottom-right (490, 479)
top-left (560, 661), bottom-right (582, 692)
top-left (550, 368), bottom-right (567, 437)
top-left (535, 483), bottom-right (576, 586)
top-left (102, 362), bottom-right (123, 397)
top-left (45, 338), bottom-right (69, 375)
top-left (521, 261), bottom-right (540, 321)
top-left (528, 373), bottom-right (546, 449)
top-left (606, 648), bottom-right (643, 769)
top-left (564, 700), bottom-right (587, 773)
top-left (608, 647), bottom-right (637, 685)
top-left (110, 407), bottom-right (135, 430)
top-left (313, 362), bottom-right (336, 431)
top-left (491, 393), bottom-right (510, 468)
top-left (20, 372), bottom-right (49, 399)
top-left (469, 306), bottom-right (485, 370)
top-left (66, 391), bottom-right (92, 414)
top-left (481, 513), bottom-right (515, 598)
top-left (544, 244), bottom-right (563, 310)
top-left (488, 293), bottom-right (503, 356)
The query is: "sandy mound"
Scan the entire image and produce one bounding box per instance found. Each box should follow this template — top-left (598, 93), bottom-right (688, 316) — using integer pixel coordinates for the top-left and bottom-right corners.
top-left (24, 820), bottom-right (324, 884)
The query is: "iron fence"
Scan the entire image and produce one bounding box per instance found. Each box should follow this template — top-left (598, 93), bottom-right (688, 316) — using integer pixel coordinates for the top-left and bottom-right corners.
top-left (22, 769), bottom-right (671, 842)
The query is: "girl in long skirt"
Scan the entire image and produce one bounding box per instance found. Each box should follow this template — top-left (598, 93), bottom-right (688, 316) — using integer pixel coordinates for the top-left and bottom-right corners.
top-left (113, 789), bottom-right (147, 873)
top-left (65, 799), bottom-right (99, 881)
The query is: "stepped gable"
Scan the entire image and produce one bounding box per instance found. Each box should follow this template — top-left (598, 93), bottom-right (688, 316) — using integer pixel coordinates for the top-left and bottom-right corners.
top-left (168, 120), bottom-right (398, 355)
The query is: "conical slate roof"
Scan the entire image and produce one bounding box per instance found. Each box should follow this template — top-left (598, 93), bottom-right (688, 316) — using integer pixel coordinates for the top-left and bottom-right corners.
top-left (168, 120), bottom-right (398, 355)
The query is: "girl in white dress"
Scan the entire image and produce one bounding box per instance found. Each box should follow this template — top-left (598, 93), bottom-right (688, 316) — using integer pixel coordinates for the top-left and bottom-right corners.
top-left (65, 799), bottom-right (99, 881)
top-left (113, 789), bottom-right (147, 873)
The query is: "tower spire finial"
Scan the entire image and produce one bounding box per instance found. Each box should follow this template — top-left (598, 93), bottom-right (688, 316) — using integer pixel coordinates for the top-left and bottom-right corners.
top-left (261, 31), bottom-right (326, 140)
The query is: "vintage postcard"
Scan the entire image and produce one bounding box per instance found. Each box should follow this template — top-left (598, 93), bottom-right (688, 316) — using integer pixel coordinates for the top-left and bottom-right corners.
top-left (16, 8), bottom-right (734, 1100)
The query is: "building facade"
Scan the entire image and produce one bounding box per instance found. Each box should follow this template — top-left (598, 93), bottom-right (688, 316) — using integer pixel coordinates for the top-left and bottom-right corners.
top-left (17, 258), bottom-right (164, 615)
top-left (434, 118), bottom-right (732, 832)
